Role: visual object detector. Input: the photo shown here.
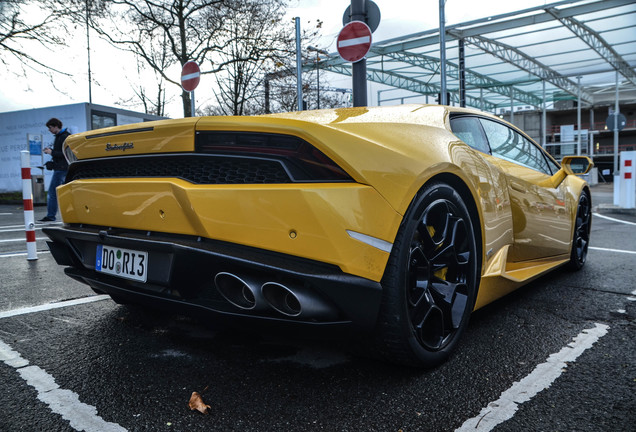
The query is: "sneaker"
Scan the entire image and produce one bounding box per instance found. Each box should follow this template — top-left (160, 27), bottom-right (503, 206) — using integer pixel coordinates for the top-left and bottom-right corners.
top-left (38, 216), bottom-right (56, 222)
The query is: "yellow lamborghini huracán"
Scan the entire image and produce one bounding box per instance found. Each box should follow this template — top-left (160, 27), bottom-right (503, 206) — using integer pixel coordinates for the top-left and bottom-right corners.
top-left (44, 105), bottom-right (592, 367)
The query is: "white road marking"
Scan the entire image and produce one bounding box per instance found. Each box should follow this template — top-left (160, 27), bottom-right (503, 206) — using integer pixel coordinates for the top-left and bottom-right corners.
top-left (0, 250), bottom-right (50, 258)
top-left (455, 323), bottom-right (609, 432)
top-left (0, 227), bottom-right (38, 233)
top-left (593, 212), bottom-right (636, 226)
top-left (0, 237), bottom-right (47, 243)
top-left (0, 222), bottom-right (62, 232)
top-left (0, 339), bottom-right (127, 432)
top-left (0, 296), bottom-right (110, 319)
top-left (0, 224), bottom-right (31, 229)
top-left (589, 246), bottom-right (636, 255)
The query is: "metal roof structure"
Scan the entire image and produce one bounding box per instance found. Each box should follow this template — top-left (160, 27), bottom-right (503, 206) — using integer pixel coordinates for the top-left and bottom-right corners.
top-left (314, 0), bottom-right (636, 111)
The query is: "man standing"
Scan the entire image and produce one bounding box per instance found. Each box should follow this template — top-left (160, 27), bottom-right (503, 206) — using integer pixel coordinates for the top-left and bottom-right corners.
top-left (39, 118), bottom-right (70, 222)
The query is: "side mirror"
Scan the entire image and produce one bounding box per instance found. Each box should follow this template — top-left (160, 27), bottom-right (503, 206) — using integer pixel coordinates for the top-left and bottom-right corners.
top-left (561, 156), bottom-right (593, 175)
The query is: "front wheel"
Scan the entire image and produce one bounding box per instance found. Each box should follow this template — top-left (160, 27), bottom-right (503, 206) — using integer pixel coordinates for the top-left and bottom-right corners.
top-left (375, 182), bottom-right (479, 367)
top-left (567, 191), bottom-right (591, 271)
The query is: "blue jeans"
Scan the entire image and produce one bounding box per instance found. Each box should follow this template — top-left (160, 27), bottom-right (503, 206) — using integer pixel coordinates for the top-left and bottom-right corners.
top-left (46, 170), bottom-right (67, 220)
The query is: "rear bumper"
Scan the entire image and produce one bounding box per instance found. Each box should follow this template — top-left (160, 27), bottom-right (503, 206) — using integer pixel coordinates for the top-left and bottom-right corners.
top-left (43, 225), bottom-right (383, 333)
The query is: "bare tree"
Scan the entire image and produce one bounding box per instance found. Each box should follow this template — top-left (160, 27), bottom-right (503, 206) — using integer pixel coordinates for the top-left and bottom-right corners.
top-left (206, 12), bottom-right (325, 116)
top-left (0, 0), bottom-right (68, 74)
top-left (84, 0), bottom-right (236, 117)
top-left (263, 74), bottom-right (348, 114)
top-left (209, 0), bottom-right (292, 116)
top-left (114, 30), bottom-right (175, 117)
top-left (117, 53), bottom-right (174, 116)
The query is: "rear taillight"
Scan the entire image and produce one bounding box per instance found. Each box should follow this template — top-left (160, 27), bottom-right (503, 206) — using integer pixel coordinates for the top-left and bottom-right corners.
top-left (195, 132), bottom-right (351, 182)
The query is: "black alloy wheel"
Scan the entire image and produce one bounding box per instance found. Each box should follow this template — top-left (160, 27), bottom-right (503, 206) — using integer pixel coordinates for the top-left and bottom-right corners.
top-left (376, 182), bottom-right (478, 367)
top-left (567, 191), bottom-right (591, 271)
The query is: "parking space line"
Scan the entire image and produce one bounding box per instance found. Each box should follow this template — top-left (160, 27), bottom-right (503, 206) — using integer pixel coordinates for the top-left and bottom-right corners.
top-left (0, 226), bottom-right (58, 233)
top-left (0, 295), bottom-right (110, 320)
top-left (0, 339), bottom-right (127, 432)
top-left (0, 237), bottom-right (48, 243)
top-left (0, 250), bottom-right (50, 258)
top-left (589, 246), bottom-right (636, 255)
top-left (455, 323), bottom-right (609, 432)
top-left (593, 213), bottom-right (636, 226)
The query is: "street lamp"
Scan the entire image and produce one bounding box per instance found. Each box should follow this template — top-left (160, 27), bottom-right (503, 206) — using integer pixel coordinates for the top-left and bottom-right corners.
top-left (307, 46), bottom-right (329, 109)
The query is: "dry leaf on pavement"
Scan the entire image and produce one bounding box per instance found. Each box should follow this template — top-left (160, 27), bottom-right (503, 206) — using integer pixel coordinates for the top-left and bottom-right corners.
top-left (188, 391), bottom-right (211, 415)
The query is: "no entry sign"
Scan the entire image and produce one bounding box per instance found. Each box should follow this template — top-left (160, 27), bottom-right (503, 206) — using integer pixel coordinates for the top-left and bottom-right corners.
top-left (337, 21), bottom-right (372, 63)
top-left (181, 61), bottom-right (200, 92)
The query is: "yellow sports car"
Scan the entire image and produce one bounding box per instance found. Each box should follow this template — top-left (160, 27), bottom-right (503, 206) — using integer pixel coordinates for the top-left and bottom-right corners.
top-left (44, 104), bottom-right (592, 367)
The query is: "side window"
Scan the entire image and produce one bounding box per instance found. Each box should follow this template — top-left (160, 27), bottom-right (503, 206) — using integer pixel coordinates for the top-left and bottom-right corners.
top-left (545, 154), bottom-right (561, 175)
top-left (479, 118), bottom-right (552, 175)
top-left (450, 116), bottom-right (490, 154)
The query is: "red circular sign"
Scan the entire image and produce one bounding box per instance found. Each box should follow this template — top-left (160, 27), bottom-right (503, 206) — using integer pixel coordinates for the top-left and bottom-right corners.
top-left (181, 61), bottom-right (201, 92)
top-left (337, 21), bottom-right (372, 63)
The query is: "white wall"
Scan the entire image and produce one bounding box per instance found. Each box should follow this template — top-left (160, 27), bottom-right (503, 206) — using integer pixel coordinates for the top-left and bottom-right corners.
top-left (0, 104), bottom-right (88, 193)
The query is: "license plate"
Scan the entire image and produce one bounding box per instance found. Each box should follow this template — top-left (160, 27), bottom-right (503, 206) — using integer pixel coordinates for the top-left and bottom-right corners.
top-left (96, 245), bottom-right (148, 282)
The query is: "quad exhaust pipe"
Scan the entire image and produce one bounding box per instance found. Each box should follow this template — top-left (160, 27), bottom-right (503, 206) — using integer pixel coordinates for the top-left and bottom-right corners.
top-left (261, 282), bottom-right (336, 319)
top-left (214, 272), bottom-right (337, 320)
top-left (214, 272), bottom-right (268, 311)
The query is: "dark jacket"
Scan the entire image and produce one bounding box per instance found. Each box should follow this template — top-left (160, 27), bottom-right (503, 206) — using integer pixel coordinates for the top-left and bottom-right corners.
top-left (49, 128), bottom-right (70, 171)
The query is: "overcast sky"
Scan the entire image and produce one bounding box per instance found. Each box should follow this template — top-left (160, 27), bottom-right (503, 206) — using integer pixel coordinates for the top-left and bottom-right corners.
top-left (1, 0), bottom-right (551, 117)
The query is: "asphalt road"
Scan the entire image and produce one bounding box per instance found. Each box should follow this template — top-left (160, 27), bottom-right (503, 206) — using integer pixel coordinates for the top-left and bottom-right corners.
top-left (1, 184), bottom-right (634, 432)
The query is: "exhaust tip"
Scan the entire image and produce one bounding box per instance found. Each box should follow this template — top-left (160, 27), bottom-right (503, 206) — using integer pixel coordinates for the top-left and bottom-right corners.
top-left (215, 272), bottom-right (257, 310)
top-left (261, 282), bottom-right (302, 317)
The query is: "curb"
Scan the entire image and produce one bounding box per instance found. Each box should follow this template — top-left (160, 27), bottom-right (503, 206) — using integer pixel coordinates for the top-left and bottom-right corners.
top-left (595, 204), bottom-right (636, 216)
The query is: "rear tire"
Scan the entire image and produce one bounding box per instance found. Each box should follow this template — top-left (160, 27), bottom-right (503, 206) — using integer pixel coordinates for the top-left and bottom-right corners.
top-left (375, 182), bottom-right (478, 367)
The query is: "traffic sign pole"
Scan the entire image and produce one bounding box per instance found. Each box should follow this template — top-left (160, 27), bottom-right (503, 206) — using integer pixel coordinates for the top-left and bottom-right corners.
top-left (439, 0), bottom-right (447, 105)
top-left (351, 0), bottom-right (367, 107)
top-left (614, 70), bottom-right (619, 176)
top-left (191, 90), bottom-right (195, 117)
top-left (181, 61), bottom-right (201, 117)
top-left (295, 17), bottom-right (303, 111)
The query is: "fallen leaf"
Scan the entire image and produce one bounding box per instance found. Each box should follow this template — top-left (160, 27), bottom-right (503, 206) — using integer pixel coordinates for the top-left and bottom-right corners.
top-left (188, 391), bottom-right (211, 415)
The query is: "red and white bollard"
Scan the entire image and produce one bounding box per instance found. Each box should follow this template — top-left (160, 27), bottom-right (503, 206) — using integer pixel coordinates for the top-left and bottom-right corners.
top-left (20, 150), bottom-right (38, 260)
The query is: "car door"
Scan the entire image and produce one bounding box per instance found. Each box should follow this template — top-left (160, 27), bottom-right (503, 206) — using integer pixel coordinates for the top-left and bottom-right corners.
top-left (449, 115), bottom-right (515, 264)
top-left (478, 118), bottom-right (571, 262)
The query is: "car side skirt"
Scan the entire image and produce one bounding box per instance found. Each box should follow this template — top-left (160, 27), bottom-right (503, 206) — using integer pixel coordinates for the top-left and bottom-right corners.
top-left (475, 244), bottom-right (570, 310)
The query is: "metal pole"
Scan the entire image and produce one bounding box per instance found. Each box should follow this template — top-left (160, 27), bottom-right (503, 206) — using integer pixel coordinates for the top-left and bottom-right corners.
top-left (190, 90), bottom-right (195, 117)
top-left (308, 46), bottom-right (328, 109)
top-left (351, 0), bottom-right (367, 107)
top-left (317, 53), bottom-right (320, 109)
top-left (510, 88), bottom-right (514, 125)
top-left (542, 80), bottom-right (547, 148)
top-left (86, 0), bottom-right (92, 104)
top-left (458, 39), bottom-right (465, 108)
top-left (439, 0), bottom-right (447, 105)
top-left (577, 76), bottom-right (582, 155)
top-left (590, 108), bottom-right (595, 156)
top-left (613, 69), bottom-right (619, 175)
top-left (295, 17), bottom-right (303, 111)
top-left (264, 76), bottom-right (270, 114)
top-left (480, 88), bottom-right (484, 111)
